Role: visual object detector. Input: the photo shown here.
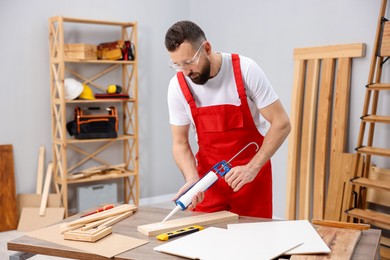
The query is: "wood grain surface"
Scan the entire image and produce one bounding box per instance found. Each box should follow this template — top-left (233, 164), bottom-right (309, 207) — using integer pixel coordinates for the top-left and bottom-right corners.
top-left (0, 144), bottom-right (18, 231)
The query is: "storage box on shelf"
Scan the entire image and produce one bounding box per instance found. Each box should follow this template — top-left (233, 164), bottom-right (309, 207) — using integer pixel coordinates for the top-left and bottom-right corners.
top-left (49, 16), bottom-right (139, 217)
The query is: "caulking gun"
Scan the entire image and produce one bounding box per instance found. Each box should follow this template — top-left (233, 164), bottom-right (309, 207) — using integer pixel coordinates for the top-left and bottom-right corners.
top-left (161, 141), bottom-right (259, 222)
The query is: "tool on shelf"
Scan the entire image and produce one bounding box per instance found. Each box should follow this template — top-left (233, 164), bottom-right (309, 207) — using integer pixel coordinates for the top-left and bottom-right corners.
top-left (161, 142), bottom-right (259, 222)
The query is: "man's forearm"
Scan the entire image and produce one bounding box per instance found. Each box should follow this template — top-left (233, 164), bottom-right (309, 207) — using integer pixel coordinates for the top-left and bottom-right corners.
top-left (172, 142), bottom-right (199, 182)
top-left (248, 119), bottom-right (291, 173)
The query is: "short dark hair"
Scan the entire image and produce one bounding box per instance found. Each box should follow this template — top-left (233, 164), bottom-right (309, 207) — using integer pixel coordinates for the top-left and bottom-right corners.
top-left (165, 21), bottom-right (206, 52)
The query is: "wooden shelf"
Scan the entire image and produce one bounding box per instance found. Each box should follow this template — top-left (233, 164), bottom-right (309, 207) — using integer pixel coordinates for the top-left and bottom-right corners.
top-left (50, 16), bottom-right (136, 27)
top-left (49, 16), bottom-right (139, 217)
top-left (55, 170), bottom-right (137, 185)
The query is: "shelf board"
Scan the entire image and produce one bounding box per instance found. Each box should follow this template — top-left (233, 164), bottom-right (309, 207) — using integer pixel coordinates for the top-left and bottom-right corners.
top-left (66, 98), bottom-right (136, 104)
top-left (55, 171), bottom-right (137, 185)
top-left (63, 134), bottom-right (135, 144)
top-left (64, 59), bottom-right (136, 64)
top-left (50, 16), bottom-right (136, 27)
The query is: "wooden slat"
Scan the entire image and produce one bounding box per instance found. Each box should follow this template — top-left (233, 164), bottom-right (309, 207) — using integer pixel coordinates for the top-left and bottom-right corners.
top-left (298, 59), bottom-right (320, 220)
top-left (324, 153), bottom-right (357, 221)
top-left (347, 208), bottom-right (390, 225)
top-left (312, 58), bottom-right (335, 220)
top-left (313, 219), bottom-right (370, 230)
top-left (340, 156), bottom-right (363, 222)
top-left (357, 146), bottom-right (390, 157)
top-left (331, 58), bottom-right (352, 153)
top-left (137, 211), bottom-right (238, 237)
top-left (286, 60), bottom-right (306, 220)
top-left (36, 146), bottom-right (45, 194)
top-left (294, 43), bottom-right (365, 60)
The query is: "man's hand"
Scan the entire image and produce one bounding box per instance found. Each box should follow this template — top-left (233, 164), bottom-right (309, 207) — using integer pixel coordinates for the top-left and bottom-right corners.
top-left (224, 165), bottom-right (258, 192)
top-left (173, 178), bottom-right (205, 210)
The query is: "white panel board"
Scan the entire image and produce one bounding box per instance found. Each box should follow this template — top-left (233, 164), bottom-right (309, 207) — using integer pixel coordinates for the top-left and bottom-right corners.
top-left (154, 227), bottom-right (302, 260)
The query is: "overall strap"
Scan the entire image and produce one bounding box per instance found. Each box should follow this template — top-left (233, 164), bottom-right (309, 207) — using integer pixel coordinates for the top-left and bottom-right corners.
top-left (177, 72), bottom-right (197, 110)
top-left (231, 54), bottom-right (247, 99)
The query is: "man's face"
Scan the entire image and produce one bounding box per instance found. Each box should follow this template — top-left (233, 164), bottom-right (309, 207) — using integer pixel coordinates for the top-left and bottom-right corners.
top-left (169, 41), bottom-right (211, 85)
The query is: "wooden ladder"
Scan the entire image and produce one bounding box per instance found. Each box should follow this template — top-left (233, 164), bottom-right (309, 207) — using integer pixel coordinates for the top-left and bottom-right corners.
top-left (345, 0), bottom-right (390, 256)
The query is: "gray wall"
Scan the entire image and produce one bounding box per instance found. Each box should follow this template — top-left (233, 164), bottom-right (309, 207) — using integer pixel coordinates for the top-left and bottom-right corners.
top-left (0, 0), bottom-right (387, 219)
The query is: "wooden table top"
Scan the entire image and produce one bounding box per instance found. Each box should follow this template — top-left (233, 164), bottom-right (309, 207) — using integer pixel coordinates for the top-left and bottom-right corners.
top-left (8, 206), bottom-right (381, 260)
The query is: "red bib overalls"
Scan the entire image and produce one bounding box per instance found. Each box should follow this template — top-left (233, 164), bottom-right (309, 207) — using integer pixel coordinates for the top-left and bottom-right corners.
top-left (177, 54), bottom-right (272, 218)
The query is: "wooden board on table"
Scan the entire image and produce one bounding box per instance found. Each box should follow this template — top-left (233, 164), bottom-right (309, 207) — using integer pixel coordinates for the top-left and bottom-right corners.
top-left (0, 144), bottom-right (18, 231)
top-left (26, 223), bottom-right (148, 258)
top-left (138, 211), bottom-right (238, 236)
top-left (291, 225), bottom-right (362, 259)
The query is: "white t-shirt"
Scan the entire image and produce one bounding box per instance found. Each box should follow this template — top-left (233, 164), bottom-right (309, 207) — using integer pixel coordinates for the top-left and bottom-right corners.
top-left (167, 53), bottom-right (279, 136)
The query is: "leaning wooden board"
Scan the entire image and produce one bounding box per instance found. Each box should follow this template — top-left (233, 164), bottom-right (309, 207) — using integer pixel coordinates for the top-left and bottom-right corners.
top-left (291, 225), bottom-right (362, 259)
top-left (0, 144), bottom-right (18, 231)
top-left (138, 211), bottom-right (238, 236)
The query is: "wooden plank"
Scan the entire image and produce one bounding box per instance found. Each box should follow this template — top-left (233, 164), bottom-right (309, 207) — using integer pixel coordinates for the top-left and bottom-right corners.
top-left (312, 219), bottom-right (370, 230)
top-left (331, 57), bottom-right (352, 153)
top-left (324, 153), bottom-right (357, 221)
top-left (291, 226), bottom-right (361, 259)
top-left (292, 226), bottom-right (361, 259)
top-left (39, 163), bottom-right (53, 216)
top-left (286, 59), bottom-right (306, 220)
top-left (313, 58), bottom-right (335, 220)
top-left (341, 156), bottom-right (363, 222)
top-left (36, 146), bottom-right (45, 194)
top-left (0, 144), bottom-right (18, 231)
top-left (294, 43), bottom-right (365, 60)
top-left (66, 204), bottom-right (137, 227)
top-left (137, 211), bottom-right (238, 237)
top-left (299, 59), bottom-right (320, 220)
top-left (64, 226), bottom-right (112, 242)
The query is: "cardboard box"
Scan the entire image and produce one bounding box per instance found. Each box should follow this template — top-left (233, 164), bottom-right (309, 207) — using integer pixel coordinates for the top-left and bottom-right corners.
top-left (64, 43), bottom-right (97, 60)
top-left (77, 183), bottom-right (117, 212)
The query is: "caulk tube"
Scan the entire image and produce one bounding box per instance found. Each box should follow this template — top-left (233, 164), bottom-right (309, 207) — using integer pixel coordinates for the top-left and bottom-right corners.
top-left (175, 170), bottom-right (219, 210)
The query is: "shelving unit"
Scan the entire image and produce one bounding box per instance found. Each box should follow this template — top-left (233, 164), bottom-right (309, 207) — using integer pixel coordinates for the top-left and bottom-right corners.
top-left (48, 16), bottom-right (139, 217)
top-left (344, 0), bottom-right (390, 257)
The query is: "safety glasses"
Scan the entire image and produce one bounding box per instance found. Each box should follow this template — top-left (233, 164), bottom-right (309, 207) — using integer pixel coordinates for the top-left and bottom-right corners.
top-left (169, 42), bottom-right (205, 72)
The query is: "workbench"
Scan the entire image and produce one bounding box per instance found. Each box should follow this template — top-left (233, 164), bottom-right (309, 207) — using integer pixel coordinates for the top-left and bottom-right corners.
top-left (7, 206), bottom-right (381, 259)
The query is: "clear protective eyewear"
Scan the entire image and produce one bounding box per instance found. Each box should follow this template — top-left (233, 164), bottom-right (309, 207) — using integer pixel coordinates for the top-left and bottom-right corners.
top-left (169, 42), bottom-right (205, 72)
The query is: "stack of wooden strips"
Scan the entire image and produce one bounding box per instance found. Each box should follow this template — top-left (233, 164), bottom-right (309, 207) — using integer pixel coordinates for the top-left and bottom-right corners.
top-left (286, 43), bottom-right (366, 221)
top-left (67, 163), bottom-right (126, 180)
top-left (60, 204), bottom-right (137, 242)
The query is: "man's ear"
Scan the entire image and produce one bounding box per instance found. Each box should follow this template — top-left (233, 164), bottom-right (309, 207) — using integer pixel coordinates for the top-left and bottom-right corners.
top-left (204, 41), bottom-right (212, 55)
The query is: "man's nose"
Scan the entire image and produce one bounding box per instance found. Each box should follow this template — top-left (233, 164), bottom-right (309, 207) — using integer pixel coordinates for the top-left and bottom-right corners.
top-left (182, 68), bottom-right (192, 76)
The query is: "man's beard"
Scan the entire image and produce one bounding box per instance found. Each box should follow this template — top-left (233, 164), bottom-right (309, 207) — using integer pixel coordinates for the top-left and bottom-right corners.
top-left (188, 61), bottom-right (211, 85)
